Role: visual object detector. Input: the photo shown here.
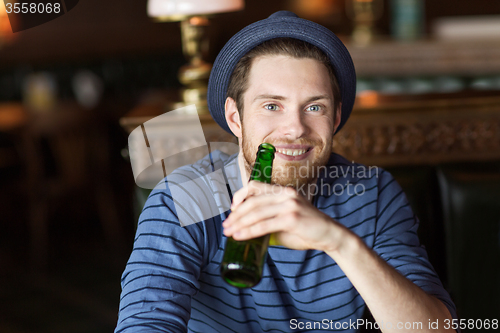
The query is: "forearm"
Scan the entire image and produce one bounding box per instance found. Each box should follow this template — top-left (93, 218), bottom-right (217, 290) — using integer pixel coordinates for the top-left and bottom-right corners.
top-left (325, 230), bottom-right (453, 332)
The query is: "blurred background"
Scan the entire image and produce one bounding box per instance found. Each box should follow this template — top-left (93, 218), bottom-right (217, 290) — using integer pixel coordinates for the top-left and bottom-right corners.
top-left (1, 0), bottom-right (500, 332)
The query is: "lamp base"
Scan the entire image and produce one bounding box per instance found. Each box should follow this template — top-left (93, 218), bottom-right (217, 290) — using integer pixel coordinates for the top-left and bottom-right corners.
top-left (169, 101), bottom-right (209, 115)
top-left (168, 87), bottom-right (209, 115)
top-left (178, 60), bottom-right (212, 86)
top-left (352, 25), bottom-right (374, 46)
top-left (174, 16), bottom-right (212, 115)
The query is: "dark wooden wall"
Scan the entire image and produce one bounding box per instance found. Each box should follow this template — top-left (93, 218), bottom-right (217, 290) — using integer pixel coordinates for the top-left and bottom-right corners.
top-left (2, 0), bottom-right (499, 70)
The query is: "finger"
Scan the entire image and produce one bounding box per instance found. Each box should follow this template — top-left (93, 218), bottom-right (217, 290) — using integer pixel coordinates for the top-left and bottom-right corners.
top-left (231, 216), bottom-right (281, 240)
top-left (232, 220), bottom-right (310, 250)
top-left (231, 210), bottom-right (303, 241)
top-left (235, 191), bottom-right (303, 222)
top-left (230, 186), bottom-right (249, 211)
top-left (224, 193), bottom-right (289, 227)
top-left (224, 201), bottom-right (287, 236)
top-left (230, 181), bottom-right (268, 210)
top-left (231, 182), bottom-right (297, 211)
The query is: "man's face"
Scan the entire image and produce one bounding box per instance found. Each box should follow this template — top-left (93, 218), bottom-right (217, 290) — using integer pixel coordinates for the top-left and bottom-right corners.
top-left (240, 55), bottom-right (339, 189)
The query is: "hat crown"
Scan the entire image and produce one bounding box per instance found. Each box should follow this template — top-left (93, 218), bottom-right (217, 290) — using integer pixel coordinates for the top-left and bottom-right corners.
top-left (268, 10), bottom-right (298, 19)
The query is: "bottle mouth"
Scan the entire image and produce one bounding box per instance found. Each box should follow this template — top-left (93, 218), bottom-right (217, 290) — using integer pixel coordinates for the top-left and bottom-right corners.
top-left (257, 143), bottom-right (276, 160)
top-left (259, 142), bottom-right (275, 152)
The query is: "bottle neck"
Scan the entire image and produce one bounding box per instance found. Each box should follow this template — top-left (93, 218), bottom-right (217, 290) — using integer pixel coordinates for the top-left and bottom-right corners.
top-left (249, 147), bottom-right (275, 184)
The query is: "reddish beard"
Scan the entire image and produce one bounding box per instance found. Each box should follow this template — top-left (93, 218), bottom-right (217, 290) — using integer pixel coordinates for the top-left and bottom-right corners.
top-left (241, 126), bottom-right (332, 190)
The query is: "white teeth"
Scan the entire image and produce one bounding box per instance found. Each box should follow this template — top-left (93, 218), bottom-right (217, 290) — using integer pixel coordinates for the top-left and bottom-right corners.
top-left (277, 149), bottom-right (307, 156)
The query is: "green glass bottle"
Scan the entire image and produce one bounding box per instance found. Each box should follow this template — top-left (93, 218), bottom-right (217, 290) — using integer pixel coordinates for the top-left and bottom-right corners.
top-left (220, 143), bottom-right (276, 288)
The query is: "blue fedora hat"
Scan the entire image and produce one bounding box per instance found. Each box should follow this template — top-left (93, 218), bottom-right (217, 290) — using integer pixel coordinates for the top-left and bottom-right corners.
top-left (207, 10), bottom-right (356, 135)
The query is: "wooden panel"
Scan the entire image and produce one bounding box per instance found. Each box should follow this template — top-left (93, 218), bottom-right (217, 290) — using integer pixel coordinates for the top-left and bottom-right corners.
top-left (347, 39), bottom-right (500, 77)
top-left (121, 91), bottom-right (500, 168)
top-left (335, 93), bottom-right (500, 166)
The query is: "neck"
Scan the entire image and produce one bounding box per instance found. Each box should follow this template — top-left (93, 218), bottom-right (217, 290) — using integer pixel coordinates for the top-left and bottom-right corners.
top-left (237, 151), bottom-right (250, 187)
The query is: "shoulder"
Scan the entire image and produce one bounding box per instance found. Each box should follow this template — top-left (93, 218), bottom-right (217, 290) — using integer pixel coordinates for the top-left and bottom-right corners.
top-left (144, 150), bottom-right (236, 227)
top-left (320, 153), bottom-right (399, 192)
top-left (324, 155), bottom-right (413, 235)
top-left (161, 149), bottom-right (234, 185)
top-left (316, 153), bottom-right (387, 195)
top-left (314, 153), bottom-right (409, 228)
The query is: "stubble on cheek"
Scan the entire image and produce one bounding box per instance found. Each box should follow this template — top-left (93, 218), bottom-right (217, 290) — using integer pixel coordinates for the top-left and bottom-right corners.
top-left (241, 125), bottom-right (332, 189)
top-left (242, 126), bottom-right (255, 179)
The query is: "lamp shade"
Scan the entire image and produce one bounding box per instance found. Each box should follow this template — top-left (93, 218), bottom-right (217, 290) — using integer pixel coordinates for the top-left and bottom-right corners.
top-left (148, 0), bottom-right (244, 19)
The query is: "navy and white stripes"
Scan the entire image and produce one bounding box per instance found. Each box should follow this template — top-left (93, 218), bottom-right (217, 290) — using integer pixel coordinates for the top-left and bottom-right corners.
top-left (115, 151), bottom-right (456, 332)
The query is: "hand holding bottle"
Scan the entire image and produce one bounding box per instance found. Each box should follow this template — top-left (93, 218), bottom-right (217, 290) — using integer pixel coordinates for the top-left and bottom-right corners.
top-left (223, 180), bottom-right (352, 254)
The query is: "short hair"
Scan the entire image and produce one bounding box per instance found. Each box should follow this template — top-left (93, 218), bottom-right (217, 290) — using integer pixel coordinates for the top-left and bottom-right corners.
top-left (226, 37), bottom-right (341, 118)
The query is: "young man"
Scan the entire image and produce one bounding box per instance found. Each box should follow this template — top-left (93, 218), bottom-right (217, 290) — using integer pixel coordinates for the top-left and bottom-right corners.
top-left (116, 11), bottom-right (457, 332)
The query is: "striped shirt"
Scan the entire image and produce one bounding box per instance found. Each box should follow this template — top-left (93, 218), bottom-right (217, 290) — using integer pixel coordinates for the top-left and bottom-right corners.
top-left (115, 150), bottom-right (457, 332)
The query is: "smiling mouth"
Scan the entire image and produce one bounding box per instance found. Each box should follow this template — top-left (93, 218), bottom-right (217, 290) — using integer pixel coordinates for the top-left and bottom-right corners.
top-left (275, 147), bottom-right (312, 157)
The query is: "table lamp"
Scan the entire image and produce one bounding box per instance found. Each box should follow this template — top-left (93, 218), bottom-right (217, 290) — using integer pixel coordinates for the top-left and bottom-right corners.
top-left (0, 0), bottom-right (16, 46)
top-left (147, 0), bottom-right (245, 114)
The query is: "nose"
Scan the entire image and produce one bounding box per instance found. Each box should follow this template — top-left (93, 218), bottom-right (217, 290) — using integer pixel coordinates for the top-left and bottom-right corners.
top-left (278, 107), bottom-right (309, 139)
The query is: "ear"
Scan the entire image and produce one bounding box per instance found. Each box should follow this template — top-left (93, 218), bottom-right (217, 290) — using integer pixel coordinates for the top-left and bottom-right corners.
top-left (333, 103), bottom-right (342, 133)
top-left (225, 97), bottom-right (242, 138)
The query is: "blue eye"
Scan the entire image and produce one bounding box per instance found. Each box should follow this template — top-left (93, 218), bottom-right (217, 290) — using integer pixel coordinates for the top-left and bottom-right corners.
top-left (265, 104), bottom-right (279, 111)
top-left (306, 105), bottom-right (321, 112)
